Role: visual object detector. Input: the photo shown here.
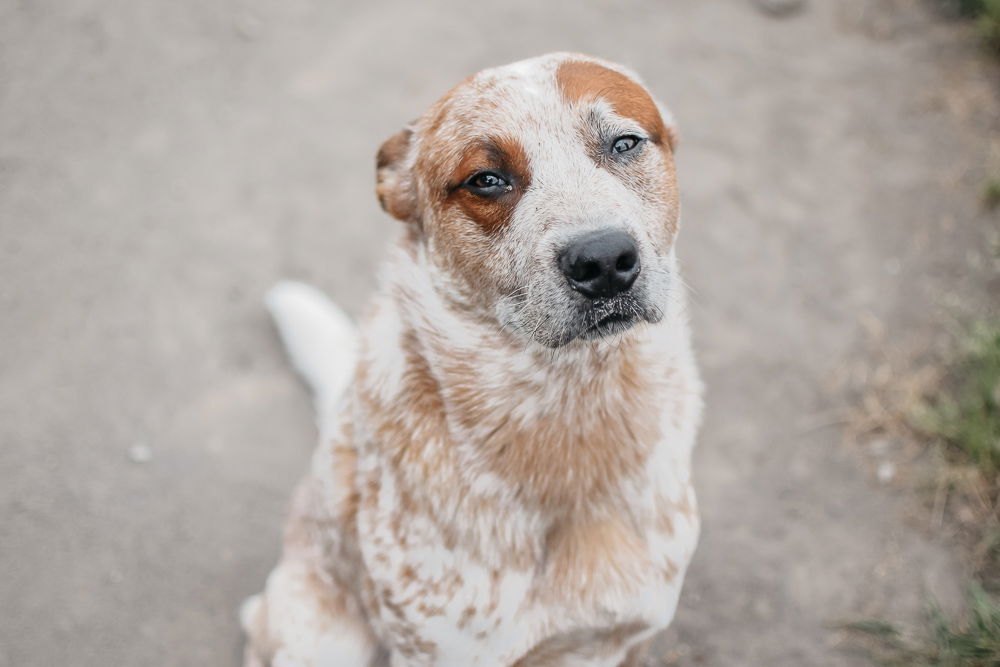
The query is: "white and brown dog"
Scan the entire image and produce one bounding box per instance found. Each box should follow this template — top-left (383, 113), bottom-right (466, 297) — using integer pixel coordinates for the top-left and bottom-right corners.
top-left (242, 52), bottom-right (702, 667)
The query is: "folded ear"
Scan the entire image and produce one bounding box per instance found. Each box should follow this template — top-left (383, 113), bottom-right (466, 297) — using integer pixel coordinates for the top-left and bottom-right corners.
top-left (375, 127), bottom-right (416, 222)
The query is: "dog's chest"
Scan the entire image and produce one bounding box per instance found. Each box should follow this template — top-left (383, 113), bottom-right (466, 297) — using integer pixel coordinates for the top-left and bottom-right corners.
top-left (355, 462), bottom-right (698, 666)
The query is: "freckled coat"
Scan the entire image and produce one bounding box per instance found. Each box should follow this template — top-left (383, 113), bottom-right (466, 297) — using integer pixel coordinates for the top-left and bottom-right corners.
top-left (242, 52), bottom-right (703, 667)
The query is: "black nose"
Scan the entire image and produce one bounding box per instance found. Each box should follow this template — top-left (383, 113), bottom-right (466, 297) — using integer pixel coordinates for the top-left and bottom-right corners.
top-left (558, 230), bottom-right (641, 299)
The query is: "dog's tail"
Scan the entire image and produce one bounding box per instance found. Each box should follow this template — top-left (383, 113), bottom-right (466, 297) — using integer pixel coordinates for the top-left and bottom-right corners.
top-left (264, 281), bottom-right (358, 430)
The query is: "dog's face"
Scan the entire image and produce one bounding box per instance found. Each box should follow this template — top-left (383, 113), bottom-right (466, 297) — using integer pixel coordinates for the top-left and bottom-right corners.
top-left (376, 53), bottom-right (681, 348)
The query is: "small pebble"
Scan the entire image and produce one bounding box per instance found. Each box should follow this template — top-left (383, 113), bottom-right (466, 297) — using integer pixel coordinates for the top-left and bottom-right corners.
top-left (128, 443), bottom-right (152, 464)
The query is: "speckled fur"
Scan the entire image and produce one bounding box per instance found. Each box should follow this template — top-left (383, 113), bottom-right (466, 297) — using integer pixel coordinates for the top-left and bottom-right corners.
top-left (242, 53), bottom-right (702, 667)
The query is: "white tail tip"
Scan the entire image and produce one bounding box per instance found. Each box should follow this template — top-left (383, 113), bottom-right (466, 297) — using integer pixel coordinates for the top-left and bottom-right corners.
top-left (265, 281), bottom-right (358, 425)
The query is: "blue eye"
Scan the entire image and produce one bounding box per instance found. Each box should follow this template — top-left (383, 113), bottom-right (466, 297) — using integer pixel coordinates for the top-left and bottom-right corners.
top-left (465, 172), bottom-right (510, 196)
top-left (611, 135), bottom-right (641, 154)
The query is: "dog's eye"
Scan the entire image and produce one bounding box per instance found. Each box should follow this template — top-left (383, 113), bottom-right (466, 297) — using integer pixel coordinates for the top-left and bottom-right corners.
top-left (465, 171), bottom-right (510, 195)
top-left (611, 135), bottom-right (642, 154)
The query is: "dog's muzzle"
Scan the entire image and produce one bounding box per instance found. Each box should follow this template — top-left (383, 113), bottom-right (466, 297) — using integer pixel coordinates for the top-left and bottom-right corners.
top-left (558, 229), bottom-right (640, 300)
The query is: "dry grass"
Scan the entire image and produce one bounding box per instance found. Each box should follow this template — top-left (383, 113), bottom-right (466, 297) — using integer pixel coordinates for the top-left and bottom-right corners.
top-left (849, 321), bottom-right (1000, 586)
top-left (845, 321), bottom-right (1000, 664)
top-left (845, 584), bottom-right (1000, 666)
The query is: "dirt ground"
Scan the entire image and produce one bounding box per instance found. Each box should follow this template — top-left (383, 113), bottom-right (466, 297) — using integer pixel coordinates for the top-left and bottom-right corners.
top-left (3, 1), bottom-right (999, 665)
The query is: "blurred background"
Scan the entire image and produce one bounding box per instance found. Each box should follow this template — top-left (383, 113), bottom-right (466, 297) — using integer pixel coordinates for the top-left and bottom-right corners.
top-left (2, 0), bottom-right (999, 665)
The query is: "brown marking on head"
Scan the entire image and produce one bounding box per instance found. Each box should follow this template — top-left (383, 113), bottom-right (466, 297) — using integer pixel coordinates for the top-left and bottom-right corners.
top-left (556, 59), bottom-right (676, 151)
top-left (556, 59), bottom-right (681, 247)
top-left (442, 135), bottom-right (532, 236)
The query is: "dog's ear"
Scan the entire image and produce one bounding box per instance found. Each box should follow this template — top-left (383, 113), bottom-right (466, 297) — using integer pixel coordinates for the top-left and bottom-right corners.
top-left (376, 127), bottom-right (417, 222)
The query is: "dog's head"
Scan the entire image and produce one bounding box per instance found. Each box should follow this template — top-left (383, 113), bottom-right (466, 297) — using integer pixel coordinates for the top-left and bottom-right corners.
top-left (376, 53), bottom-right (682, 348)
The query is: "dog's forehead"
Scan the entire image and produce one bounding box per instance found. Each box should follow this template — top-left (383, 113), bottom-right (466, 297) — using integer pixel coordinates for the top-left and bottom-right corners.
top-left (418, 53), bottom-right (664, 143)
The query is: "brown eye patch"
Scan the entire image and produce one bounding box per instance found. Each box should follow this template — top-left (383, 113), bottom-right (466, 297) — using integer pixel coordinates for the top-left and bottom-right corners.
top-left (444, 136), bottom-right (532, 235)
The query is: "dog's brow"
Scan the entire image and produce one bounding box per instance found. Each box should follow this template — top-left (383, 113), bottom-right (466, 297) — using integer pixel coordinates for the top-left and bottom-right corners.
top-left (448, 137), bottom-right (528, 187)
top-left (556, 59), bottom-right (666, 146)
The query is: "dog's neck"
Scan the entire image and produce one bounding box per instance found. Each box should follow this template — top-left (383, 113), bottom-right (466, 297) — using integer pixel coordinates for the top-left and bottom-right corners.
top-left (358, 238), bottom-right (692, 518)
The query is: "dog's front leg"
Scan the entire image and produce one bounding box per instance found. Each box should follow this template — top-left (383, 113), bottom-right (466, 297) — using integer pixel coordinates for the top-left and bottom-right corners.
top-left (241, 481), bottom-right (379, 667)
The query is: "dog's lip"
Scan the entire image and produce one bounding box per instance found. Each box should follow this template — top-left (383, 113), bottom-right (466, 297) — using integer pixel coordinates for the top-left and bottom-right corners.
top-left (591, 312), bottom-right (633, 330)
top-left (584, 311), bottom-right (638, 337)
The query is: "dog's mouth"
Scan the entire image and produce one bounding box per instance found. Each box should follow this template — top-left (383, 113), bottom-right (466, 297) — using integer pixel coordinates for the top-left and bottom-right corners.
top-left (579, 308), bottom-right (640, 340)
top-left (593, 312), bottom-right (635, 331)
top-left (507, 280), bottom-right (667, 348)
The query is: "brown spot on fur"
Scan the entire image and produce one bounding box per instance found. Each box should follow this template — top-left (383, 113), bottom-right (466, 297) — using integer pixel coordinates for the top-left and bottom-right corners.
top-left (362, 573), bottom-right (380, 617)
top-left (416, 601), bottom-right (445, 617)
top-left (439, 340), bottom-right (662, 509)
top-left (305, 570), bottom-right (349, 620)
top-left (486, 568), bottom-right (502, 615)
top-left (657, 508), bottom-right (675, 535)
top-left (330, 442), bottom-right (360, 530)
top-left (354, 326), bottom-right (536, 570)
top-left (442, 136), bottom-right (532, 235)
top-left (556, 59), bottom-right (675, 150)
top-left (675, 488), bottom-right (697, 519)
top-left (662, 558), bottom-right (680, 582)
top-left (458, 605), bottom-right (477, 630)
top-left (381, 585), bottom-right (406, 621)
top-left (399, 564), bottom-right (417, 585)
top-left (542, 518), bottom-right (651, 603)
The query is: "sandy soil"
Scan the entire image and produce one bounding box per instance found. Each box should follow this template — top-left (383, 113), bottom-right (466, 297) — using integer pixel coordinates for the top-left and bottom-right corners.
top-left (2, 1), bottom-right (998, 665)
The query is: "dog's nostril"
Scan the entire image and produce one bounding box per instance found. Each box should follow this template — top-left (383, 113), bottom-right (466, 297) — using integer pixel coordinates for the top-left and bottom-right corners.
top-left (576, 261), bottom-right (601, 282)
top-left (616, 251), bottom-right (637, 272)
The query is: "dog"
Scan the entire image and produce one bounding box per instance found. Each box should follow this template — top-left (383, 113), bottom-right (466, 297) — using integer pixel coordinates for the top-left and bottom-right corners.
top-left (241, 52), bottom-right (702, 667)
